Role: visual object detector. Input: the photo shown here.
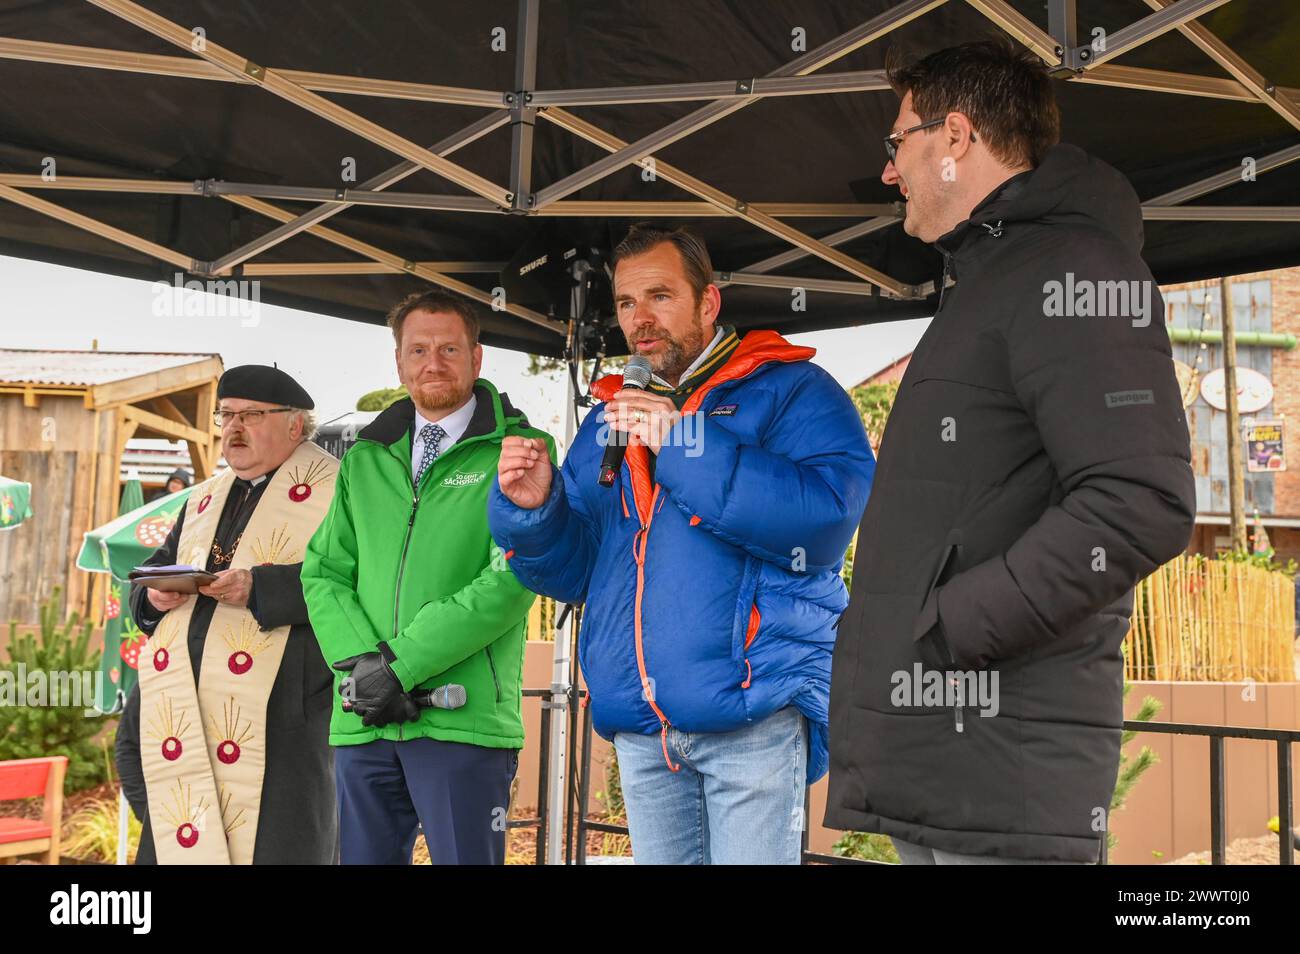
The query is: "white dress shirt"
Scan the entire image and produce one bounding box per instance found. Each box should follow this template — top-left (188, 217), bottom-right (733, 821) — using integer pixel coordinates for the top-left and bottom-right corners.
top-left (411, 393), bottom-right (477, 479)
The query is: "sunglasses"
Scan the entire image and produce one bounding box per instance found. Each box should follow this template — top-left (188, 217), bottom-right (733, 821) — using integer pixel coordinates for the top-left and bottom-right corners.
top-left (883, 118), bottom-right (945, 162)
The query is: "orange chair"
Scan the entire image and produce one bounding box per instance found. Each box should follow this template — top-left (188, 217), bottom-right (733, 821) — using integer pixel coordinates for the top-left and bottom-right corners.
top-left (0, 756), bottom-right (67, 864)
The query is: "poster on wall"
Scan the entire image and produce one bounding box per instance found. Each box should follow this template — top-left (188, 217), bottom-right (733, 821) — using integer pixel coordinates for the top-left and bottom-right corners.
top-left (1245, 420), bottom-right (1285, 472)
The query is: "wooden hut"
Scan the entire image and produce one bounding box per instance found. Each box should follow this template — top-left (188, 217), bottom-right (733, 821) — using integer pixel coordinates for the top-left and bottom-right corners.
top-left (0, 349), bottom-right (222, 625)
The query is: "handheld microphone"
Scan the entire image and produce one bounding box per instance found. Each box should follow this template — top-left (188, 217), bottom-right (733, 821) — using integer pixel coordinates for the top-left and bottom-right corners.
top-left (340, 682), bottom-right (466, 711)
top-left (598, 355), bottom-right (653, 488)
top-left (411, 684), bottom-right (467, 709)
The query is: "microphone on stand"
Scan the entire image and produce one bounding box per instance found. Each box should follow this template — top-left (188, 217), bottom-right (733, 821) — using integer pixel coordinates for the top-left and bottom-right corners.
top-left (598, 355), bottom-right (653, 488)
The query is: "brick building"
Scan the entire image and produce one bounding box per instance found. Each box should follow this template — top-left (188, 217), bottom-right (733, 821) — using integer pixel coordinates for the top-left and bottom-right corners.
top-left (855, 264), bottom-right (1300, 563)
top-left (1165, 266), bottom-right (1300, 563)
top-left (854, 352), bottom-right (912, 388)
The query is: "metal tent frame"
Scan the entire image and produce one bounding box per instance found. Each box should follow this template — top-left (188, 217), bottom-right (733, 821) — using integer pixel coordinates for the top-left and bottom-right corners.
top-left (5, 0), bottom-right (1298, 864)
top-left (1, 0), bottom-right (1295, 316)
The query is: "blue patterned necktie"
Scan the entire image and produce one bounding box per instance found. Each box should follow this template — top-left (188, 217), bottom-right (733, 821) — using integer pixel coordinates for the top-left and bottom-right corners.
top-left (415, 422), bottom-right (447, 485)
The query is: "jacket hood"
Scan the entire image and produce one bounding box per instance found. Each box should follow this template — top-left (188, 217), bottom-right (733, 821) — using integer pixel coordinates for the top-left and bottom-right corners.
top-left (356, 379), bottom-right (528, 446)
top-left (589, 329), bottom-right (815, 403)
top-left (937, 143), bottom-right (1145, 258)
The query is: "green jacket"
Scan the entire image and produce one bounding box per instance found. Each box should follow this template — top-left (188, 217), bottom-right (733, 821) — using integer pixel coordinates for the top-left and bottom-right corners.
top-left (302, 380), bottom-right (555, 748)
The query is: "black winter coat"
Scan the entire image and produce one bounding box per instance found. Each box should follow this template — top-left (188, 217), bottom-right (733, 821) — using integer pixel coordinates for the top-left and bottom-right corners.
top-left (825, 144), bottom-right (1196, 862)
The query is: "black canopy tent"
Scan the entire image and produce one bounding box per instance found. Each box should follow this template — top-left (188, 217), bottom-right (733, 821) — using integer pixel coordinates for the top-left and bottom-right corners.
top-left (0, 0), bottom-right (1296, 361)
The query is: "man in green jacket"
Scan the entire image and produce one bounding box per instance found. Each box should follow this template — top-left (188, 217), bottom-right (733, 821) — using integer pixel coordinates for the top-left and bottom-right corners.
top-left (303, 289), bottom-right (555, 864)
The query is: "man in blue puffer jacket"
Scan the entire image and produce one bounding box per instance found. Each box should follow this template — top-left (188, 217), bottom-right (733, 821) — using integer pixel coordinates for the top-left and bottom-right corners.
top-left (488, 224), bottom-right (873, 864)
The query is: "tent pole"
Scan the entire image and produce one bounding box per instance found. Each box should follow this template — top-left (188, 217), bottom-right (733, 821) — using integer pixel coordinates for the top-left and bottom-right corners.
top-left (116, 787), bottom-right (129, 865)
top-left (1143, 206), bottom-right (1300, 222)
top-left (530, 70), bottom-right (889, 107)
top-left (239, 261), bottom-right (506, 276)
top-left (0, 36), bottom-right (504, 106)
top-left (964, 0), bottom-right (1060, 63)
top-left (1221, 276), bottom-right (1248, 552)
top-left (1073, 64), bottom-right (1284, 102)
top-left (717, 215), bottom-right (901, 287)
top-left (1048, 0), bottom-right (1078, 52)
top-left (1143, 143), bottom-right (1300, 207)
top-left (508, 0), bottom-right (539, 211)
top-left (545, 297), bottom-right (587, 865)
top-left (715, 271), bottom-right (879, 298)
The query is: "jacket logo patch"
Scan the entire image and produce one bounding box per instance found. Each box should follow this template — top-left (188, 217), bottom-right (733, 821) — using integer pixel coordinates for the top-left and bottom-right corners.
top-left (1104, 390), bottom-right (1154, 408)
top-left (442, 471), bottom-right (488, 487)
top-left (709, 404), bottom-right (738, 417)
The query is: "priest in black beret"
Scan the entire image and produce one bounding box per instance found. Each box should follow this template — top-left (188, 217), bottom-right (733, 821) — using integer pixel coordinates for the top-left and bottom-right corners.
top-left (116, 365), bottom-right (341, 864)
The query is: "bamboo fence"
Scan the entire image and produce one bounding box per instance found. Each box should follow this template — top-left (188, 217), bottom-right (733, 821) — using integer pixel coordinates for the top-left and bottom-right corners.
top-left (1125, 555), bottom-right (1296, 682)
top-left (529, 595), bottom-right (558, 642)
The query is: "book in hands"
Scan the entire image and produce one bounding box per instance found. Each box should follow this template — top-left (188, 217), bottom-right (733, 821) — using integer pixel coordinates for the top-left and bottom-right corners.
top-left (128, 564), bottom-right (219, 594)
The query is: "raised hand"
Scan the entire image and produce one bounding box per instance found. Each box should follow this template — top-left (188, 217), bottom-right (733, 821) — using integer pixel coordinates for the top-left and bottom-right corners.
top-left (498, 436), bottom-right (552, 510)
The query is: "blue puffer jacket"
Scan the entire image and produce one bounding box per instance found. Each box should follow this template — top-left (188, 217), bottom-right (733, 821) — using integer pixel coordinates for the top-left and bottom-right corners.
top-left (488, 331), bottom-right (873, 783)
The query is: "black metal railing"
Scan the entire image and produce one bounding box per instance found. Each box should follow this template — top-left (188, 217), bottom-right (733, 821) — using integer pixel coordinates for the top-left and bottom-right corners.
top-left (561, 715), bottom-right (1298, 866)
top-left (1101, 720), bottom-right (1298, 866)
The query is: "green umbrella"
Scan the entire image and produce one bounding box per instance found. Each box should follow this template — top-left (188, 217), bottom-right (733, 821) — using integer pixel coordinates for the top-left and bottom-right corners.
top-left (76, 486), bottom-right (189, 580)
top-left (0, 474), bottom-right (33, 530)
top-left (118, 476), bottom-right (144, 519)
top-left (79, 482), bottom-right (191, 713)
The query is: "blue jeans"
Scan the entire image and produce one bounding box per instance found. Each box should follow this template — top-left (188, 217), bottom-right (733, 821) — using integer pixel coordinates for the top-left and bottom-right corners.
top-left (612, 705), bottom-right (807, 864)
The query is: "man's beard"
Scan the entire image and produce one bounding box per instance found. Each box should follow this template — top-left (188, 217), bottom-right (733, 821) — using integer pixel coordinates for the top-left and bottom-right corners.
top-left (631, 313), bottom-right (708, 383)
top-left (413, 377), bottom-right (473, 414)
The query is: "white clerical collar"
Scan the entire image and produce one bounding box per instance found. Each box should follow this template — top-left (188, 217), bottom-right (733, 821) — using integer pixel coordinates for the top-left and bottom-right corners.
top-left (415, 393), bottom-right (477, 448)
top-left (651, 326), bottom-right (725, 388)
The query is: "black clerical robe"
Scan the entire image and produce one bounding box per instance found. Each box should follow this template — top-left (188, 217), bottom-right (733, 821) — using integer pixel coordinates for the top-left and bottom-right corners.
top-left (116, 468), bottom-right (338, 864)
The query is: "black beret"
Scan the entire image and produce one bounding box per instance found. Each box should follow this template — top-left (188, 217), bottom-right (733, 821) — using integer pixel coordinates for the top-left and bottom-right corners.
top-left (217, 365), bottom-right (314, 409)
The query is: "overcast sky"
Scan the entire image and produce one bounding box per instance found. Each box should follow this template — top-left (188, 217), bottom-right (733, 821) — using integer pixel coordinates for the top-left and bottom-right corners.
top-left (0, 254), bottom-right (930, 445)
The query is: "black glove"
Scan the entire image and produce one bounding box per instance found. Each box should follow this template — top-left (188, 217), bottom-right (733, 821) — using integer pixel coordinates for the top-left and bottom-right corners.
top-left (333, 644), bottom-right (418, 728)
top-left (354, 690), bottom-right (419, 728)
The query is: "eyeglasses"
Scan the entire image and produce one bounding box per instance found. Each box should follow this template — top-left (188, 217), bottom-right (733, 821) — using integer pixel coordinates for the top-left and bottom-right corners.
top-left (213, 407), bottom-right (295, 427)
top-left (883, 118), bottom-right (945, 162)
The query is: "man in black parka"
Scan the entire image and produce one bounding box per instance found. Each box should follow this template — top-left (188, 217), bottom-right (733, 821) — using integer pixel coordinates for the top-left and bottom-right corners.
top-left (826, 41), bottom-right (1195, 863)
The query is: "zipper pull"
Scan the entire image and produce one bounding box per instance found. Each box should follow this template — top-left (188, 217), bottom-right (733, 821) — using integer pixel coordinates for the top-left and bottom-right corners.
top-left (951, 675), bottom-right (965, 734)
top-left (936, 253), bottom-right (952, 312)
top-left (408, 495), bottom-right (419, 526)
